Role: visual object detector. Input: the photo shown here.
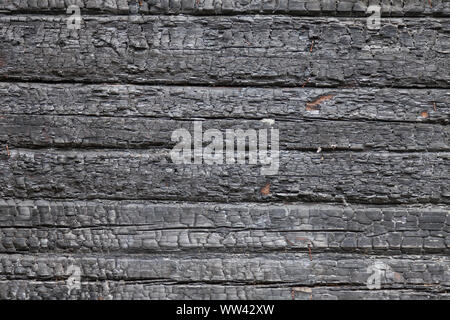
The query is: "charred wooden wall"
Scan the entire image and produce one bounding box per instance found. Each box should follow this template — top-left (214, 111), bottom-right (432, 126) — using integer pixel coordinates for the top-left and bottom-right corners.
top-left (0, 0), bottom-right (449, 300)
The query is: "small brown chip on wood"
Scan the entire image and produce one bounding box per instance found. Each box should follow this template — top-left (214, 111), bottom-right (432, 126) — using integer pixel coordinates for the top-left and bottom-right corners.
top-left (394, 272), bottom-right (404, 282)
top-left (310, 40), bottom-right (315, 52)
top-left (293, 287), bottom-right (312, 293)
top-left (6, 145), bottom-right (10, 157)
top-left (301, 78), bottom-right (310, 88)
top-left (306, 105), bottom-right (319, 111)
top-left (429, 0), bottom-right (432, 8)
top-left (433, 102), bottom-right (437, 111)
top-left (421, 111), bottom-right (429, 118)
top-left (261, 182), bottom-right (270, 195)
top-left (308, 243), bottom-right (313, 261)
top-left (306, 95), bottom-right (334, 109)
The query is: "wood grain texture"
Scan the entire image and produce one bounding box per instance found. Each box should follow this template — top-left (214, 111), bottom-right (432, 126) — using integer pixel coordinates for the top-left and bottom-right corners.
top-left (1, 83), bottom-right (448, 122)
top-left (0, 200), bottom-right (448, 254)
top-left (1, 0), bottom-right (449, 16)
top-left (0, 253), bottom-right (448, 291)
top-left (1, 114), bottom-right (449, 151)
top-left (1, 149), bottom-right (449, 204)
top-left (1, 281), bottom-right (448, 300)
top-left (1, 199), bottom-right (447, 230)
top-left (0, 3), bottom-right (449, 300)
top-left (0, 83), bottom-right (449, 152)
top-left (1, 16), bottom-right (449, 87)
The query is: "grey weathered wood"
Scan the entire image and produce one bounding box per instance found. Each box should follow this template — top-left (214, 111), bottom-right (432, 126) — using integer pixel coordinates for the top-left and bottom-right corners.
top-left (0, 221), bottom-right (447, 254)
top-left (1, 0), bottom-right (449, 16)
top-left (0, 281), bottom-right (448, 300)
top-left (0, 199), bottom-right (447, 230)
top-left (0, 200), bottom-right (447, 254)
top-left (1, 83), bottom-right (449, 123)
top-left (1, 114), bottom-right (448, 151)
top-left (1, 253), bottom-right (448, 289)
top-left (1, 16), bottom-right (449, 87)
top-left (0, 3), bottom-right (449, 301)
top-left (1, 149), bottom-right (449, 204)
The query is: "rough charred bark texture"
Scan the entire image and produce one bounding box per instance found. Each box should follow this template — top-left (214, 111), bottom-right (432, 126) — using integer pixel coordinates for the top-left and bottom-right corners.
top-left (0, 2), bottom-right (448, 300)
top-left (0, 0), bottom-right (449, 16)
top-left (1, 16), bottom-right (450, 87)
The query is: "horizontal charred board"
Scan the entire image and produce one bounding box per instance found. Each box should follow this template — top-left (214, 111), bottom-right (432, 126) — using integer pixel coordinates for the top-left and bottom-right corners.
top-left (1, 0), bottom-right (449, 17)
top-left (0, 149), bottom-right (449, 204)
top-left (1, 199), bottom-right (448, 231)
top-left (0, 200), bottom-right (448, 254)
top-left (1, 114), bottom-right (449, 151)
top-left (0, 253), bottom-right (448, 290)
top-left (1, 16), bottom-right (449, 87)
top-left (1, 226), bottom-right (447, 254)
top-left (1, 83), bottom-right (449, 123)
top-left (0, 281), bottom-right (447, 300)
